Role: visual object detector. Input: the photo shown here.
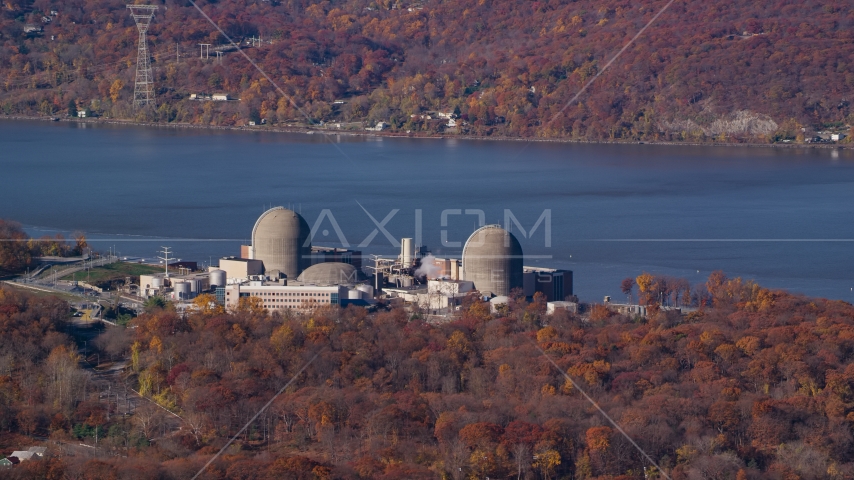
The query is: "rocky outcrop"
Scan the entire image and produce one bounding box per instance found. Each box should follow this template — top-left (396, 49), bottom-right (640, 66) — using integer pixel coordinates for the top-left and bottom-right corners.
top-left (660, 110), bottom-right (778, 137)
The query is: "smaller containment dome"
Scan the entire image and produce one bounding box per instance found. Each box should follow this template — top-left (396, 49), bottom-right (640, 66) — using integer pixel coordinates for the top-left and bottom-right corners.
top-left (297, 262), bottom-right (361, 286)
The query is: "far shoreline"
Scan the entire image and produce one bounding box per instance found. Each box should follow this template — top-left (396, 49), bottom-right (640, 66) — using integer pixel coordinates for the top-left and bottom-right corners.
top-left (1, 114), bottom-right (850, 151)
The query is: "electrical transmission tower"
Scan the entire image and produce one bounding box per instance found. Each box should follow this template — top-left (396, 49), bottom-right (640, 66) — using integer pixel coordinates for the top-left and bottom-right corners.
top-left (157, 246), bottom-right (173, 277)
top-left (127, 5), bottom-right (158, 108)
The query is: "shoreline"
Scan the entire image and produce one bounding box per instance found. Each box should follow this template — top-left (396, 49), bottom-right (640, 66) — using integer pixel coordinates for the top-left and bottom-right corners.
top-left (2, 114), bottom-right (850, 150)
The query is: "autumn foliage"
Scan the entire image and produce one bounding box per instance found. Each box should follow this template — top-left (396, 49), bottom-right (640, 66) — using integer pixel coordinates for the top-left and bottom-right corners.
top-left (0, 0), bottom-right (852, 142)
top-left (4, 270), bottom-right (854, 478)
top-left (0, 218), bottom-right (88, 274)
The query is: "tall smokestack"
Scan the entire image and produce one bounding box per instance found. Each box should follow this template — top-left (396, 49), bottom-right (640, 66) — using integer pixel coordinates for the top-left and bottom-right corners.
top-left (401, 238), bottom-right (413, 266)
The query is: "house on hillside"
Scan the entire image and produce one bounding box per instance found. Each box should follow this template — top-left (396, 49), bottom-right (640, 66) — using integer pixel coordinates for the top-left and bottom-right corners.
top-left (189, 93), bottom-right (229, 101)
top-left (6, 446), bottom-right (48, 464)
top-left (0, 457), bottom-right (15, 467)
top-left (27, 447), bottom-right (47, 458)
top-left (9, 451), bottom-right (35, 462)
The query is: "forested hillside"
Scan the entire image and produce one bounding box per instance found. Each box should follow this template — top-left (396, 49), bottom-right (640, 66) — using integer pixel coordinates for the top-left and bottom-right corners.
top-left (0, 219), bottom-right (87, 275)
top-left (1, 0), bottom-right (852, 142)
top-left (5, 273), bottom-right (854, 478)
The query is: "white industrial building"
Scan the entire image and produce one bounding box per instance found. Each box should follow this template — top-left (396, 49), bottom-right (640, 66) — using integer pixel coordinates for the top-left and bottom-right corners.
top-left (217, 257), bottom-right (264, 282)
top-left (218, 260), bottom-right (375, 313)
top-left (224, 283), bottom-right (347, 312)
top-left (384, 279), bottom-right (473, 312)
top-left (547, 301), bottom-right (578, 315)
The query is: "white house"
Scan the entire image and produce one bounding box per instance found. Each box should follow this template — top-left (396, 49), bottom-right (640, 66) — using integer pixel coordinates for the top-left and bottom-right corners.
top-left (9, 451), bottom-right (34, 462)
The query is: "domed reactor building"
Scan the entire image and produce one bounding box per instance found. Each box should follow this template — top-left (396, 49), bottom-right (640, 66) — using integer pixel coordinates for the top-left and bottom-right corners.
top-left (297, 262), bottom-right (363, 286)
top-left (250, 207), bottom-right (311, 280)
top-left (461, 224), bottom-right (523, 297)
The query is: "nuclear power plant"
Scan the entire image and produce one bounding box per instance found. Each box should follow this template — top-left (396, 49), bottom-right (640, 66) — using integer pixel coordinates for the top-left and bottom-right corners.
top-left (134, 206), bottom-right (574, 317)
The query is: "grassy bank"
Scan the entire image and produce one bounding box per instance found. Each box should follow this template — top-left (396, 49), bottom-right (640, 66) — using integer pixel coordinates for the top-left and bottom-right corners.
top-left (61, 262), bottom-right (163, 286)
top-left (2, 282), bottom-right (82, 303)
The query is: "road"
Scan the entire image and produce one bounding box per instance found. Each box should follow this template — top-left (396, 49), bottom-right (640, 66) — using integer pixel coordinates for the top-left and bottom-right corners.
top-left (4, 275), bottom-right (143, 323)
top-left (33, 255), bottom-right (116, 282)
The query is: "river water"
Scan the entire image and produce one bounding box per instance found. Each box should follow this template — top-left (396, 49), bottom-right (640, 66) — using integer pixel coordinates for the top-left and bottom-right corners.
top-left (2, 119), bottom-right (854, 302)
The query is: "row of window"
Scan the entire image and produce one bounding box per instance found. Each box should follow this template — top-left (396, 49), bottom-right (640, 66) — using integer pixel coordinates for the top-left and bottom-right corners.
top-left (228, 291), bottom-right (330, 297)
top-left (262, 298), bottom-right (326, 303)
top-left (255, 291), bottom-right (330, 297)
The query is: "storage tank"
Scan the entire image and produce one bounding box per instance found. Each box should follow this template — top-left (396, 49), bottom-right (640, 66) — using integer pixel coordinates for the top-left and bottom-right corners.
top-left (209, 269), bottom-right (226, 288)
top-left (401, 238), bottom-right (413, 266)
top-left (173, 281), bottom-right (191, 299)
top-left (188, 279), bottom-right (200, 293)
top-left (489, 295), bottom-right (510, 313)
top-left (348, 289), bottom-right (362, 300)
top-left (251, 207), bottom-right (311, 281)
top-left (462, 225), bottom-right (523, 297)
top-left (151, 277), bottom-right (163, 289)
top-left (356, 284), bottom-right (374, 299)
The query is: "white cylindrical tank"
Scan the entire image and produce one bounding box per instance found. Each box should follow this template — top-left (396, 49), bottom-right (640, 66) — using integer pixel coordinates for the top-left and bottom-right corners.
top-left (151, 277), bottom-right (163, 289)
top-left (188, 279), bottom-right (200, 293)
top-left (210, 270), bottom-right (226, 288)
top-left (401, 238), bottom-right (413, 266)
top-left (173, 281), bottom-right (191, 299)
top-left (489, 295), bottom-right (509, 313)
top-left (348, 289), bottom-right (362, 300)
top-left (356, 284), bottom-right (374, 299)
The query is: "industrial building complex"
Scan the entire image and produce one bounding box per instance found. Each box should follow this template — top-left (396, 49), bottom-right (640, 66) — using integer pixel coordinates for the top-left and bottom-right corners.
top-left (135, 206), bottom-right (575, 316)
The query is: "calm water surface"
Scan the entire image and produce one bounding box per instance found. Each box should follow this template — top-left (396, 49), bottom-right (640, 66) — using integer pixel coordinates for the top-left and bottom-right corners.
top-left (2, 119), bottom-right (854, 302)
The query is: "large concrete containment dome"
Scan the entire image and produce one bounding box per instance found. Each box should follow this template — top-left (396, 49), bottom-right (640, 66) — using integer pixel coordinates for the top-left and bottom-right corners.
top-left (251, 207), bottom-right (311, 280)
top-left (461, 224), bottom-right (523, 297)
